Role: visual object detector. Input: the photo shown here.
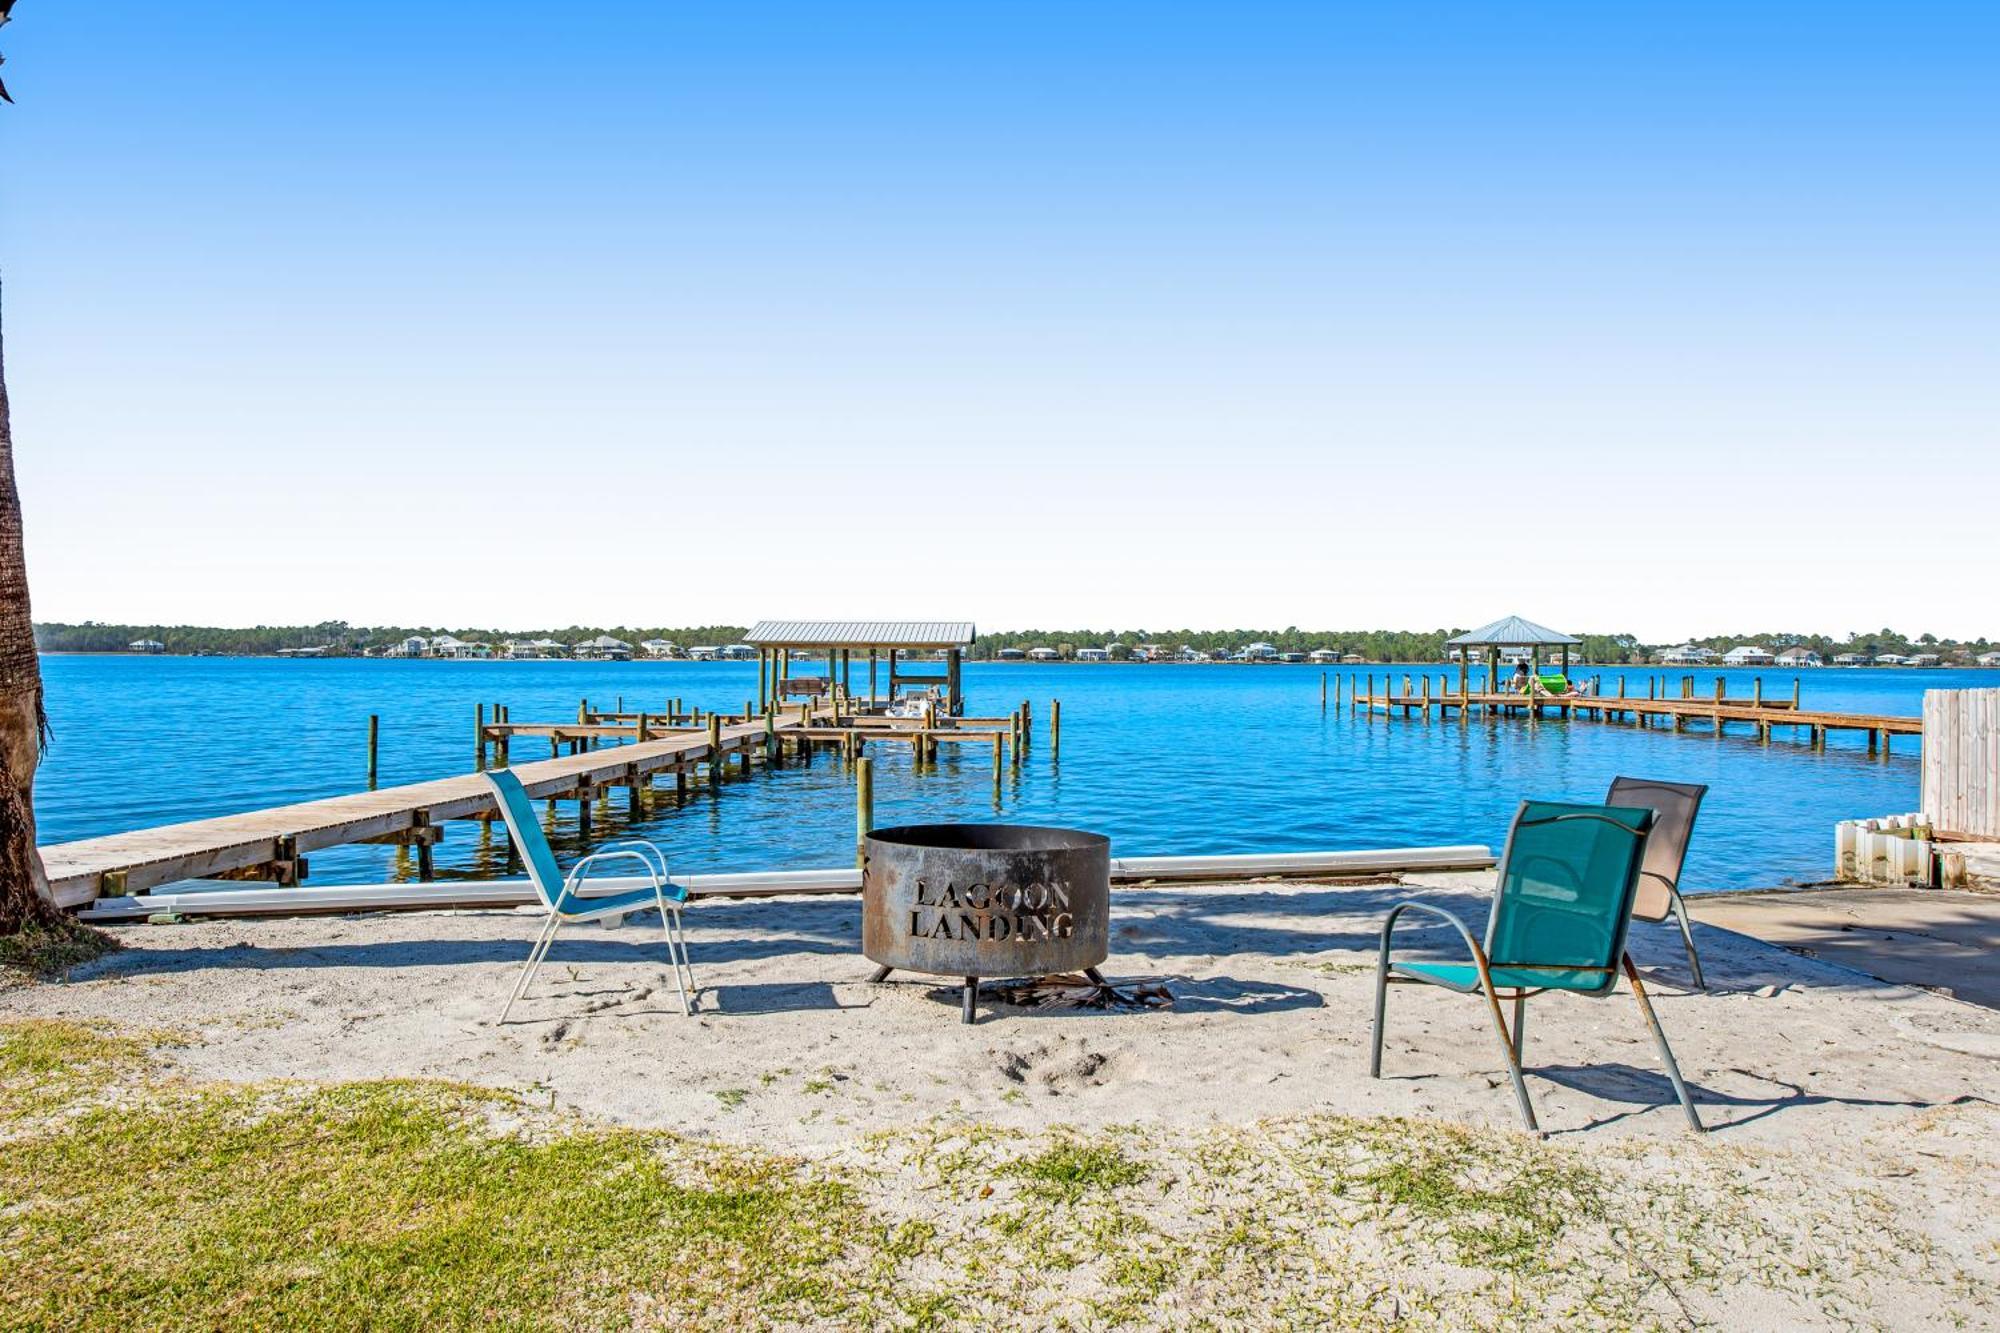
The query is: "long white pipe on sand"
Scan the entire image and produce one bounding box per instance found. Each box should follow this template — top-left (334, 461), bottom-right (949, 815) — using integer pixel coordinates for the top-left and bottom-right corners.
top-left (76, 845), bottom-right (1493, 921)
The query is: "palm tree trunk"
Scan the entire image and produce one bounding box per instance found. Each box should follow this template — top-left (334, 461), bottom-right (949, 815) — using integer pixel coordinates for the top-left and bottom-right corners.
top-left (0, 284), bottom-right (69, 932)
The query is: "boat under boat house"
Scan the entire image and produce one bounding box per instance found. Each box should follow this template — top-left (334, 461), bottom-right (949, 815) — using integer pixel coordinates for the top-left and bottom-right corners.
top-left (744, 620), bottom-right (976, 715)
top-left (1444, 615), bottom-right (1582, 693)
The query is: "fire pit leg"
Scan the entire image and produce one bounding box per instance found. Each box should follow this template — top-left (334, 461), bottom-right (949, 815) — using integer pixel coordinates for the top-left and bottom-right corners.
top-left (1084, 967), bottom-right (1108, 986)
top-left (962, 976), bottom-right (979, 1024)
top-left (868, 965), bottom-right (893, 983)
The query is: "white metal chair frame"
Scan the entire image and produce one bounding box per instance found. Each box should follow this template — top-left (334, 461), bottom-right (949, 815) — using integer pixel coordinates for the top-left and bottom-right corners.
top-left (502, 836), bottom-right (696, 1023)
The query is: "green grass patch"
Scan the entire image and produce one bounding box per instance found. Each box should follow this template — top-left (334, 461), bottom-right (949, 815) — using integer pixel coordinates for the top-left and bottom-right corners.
top-left (0, 1023), bottom-right (864, 1331)
top-left (1004, 1137), bottom-right (1149, 1203)
top-left (0, 919), bottom-right (121, 981)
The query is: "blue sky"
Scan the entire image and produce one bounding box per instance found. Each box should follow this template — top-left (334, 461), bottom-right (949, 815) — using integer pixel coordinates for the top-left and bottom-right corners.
top-left (4, 3), bottom-right (1996, 638)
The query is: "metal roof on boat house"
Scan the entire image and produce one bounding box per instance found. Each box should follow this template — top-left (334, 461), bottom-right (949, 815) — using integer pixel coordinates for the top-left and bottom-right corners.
top-left (744, 620), bottom-right (976, 649)
top-left (1444, 615), bottom-right (1582, 648)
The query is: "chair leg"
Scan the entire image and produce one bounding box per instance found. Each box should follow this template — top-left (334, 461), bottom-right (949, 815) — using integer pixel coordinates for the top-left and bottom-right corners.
top-left (1622, 956), bottom-right (1705, 1133)
top-left (663, 906), bottom-right (694, 1016)
top-left (503, 913), bottom-right (562, 1024)
top-left (1477, 980), bottom-right (1540, 1135)
top-left (1369, 955), bottom-right (1391, 1078)
top-left (1511, 993), bottom-right (1527, 1064)
top-left (1670, 891), bottom-right (1706, 990)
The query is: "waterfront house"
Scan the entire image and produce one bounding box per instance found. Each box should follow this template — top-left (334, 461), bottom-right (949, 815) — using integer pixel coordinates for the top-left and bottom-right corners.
top-left (1658, 644), bottom-right (1713, 665)
top-left (1240, 642), bottom-right (1279, 662)
top-left (1027, 647), bottom-right (1061, 661)
top-left (1776, 646), bottom-right (1822, 667)
top-left (1874, 653), bottom-right (1910, 666)
top-left (1309, 648), bottom-right (1339, 664)
top-left (1075, 647), bottom-right (1112, 662)
top-left (1908, 652), bottom-right (1943, 667)
top-left (1341, 653), bottom-right (1366, 665)
top-left (1832, 652), bottom-right (1872, 666)
top-left (574, 635), bottom-right (634, 661)
top-left (687, 646), bottom-right (719, 661)
top-left (640, 639), bottom-right (678, 658)
top-left (1279, 651), bottom-right (1307, 663)
top-left (128, 638), bottom-right (164, 654)
top-left (429, 635), bottom-right (492, 660)
top-left (1134, 643), bottom-right (1163, 662)
top-left (994, 647), bottom-right (1026, 661)
top-left (386, 635), bottom-right (428, 658)
top-left (721, 644), bottom-right (758, 661)
top-left (1979, 651), bottom-right (2000, 668)
top-left (1723, 645), bottom-right (1775, 666)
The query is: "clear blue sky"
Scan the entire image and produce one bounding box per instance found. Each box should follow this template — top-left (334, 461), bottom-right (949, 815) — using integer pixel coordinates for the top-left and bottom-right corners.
top-left (4, 3), bottom-right (1996, 639)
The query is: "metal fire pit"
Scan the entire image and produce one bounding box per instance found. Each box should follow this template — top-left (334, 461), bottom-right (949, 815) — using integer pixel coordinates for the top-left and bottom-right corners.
top-left (863, 823), bottom-right (1111, 1023)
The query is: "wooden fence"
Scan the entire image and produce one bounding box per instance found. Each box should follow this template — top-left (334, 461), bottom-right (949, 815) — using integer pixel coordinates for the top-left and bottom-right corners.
top-left (1921, 688), bottom-right (2000, 838)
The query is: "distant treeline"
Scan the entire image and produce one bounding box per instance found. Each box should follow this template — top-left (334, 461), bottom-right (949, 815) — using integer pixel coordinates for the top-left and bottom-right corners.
top-left (33, 621), bottom-right (750, 655)
top-left (33, 621), bottom-right (1998, 663)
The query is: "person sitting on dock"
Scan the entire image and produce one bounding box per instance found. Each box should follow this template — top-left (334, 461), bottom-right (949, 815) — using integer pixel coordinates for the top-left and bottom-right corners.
top-left (1507, 661), bottom-right (1531, 694)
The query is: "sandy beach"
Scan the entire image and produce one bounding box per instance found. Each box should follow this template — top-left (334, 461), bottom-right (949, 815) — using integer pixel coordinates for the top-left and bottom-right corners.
top-left (9, 871), bottom-right (1998, 1327)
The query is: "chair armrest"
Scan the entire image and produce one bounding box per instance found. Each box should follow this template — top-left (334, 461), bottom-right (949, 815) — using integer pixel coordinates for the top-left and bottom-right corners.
top-left (1379, 900), bottom-right (1488, 965)
top-left (560, 849), bottom-right (685, 912)
top-left (592, 839), bottom-right (668, 883)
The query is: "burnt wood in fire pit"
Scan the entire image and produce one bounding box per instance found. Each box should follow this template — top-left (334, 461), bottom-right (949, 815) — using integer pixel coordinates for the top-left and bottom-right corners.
top-left (862, 823), bottom-right (1111, 1023)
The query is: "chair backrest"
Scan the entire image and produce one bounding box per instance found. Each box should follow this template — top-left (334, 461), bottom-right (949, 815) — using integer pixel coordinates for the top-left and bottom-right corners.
top-left (1605, 777), bottom-right (1707, 921)
top-left (1484, 799), bottom-right (1655, 994)
top-left (481, 770), bottom-right (564, 910)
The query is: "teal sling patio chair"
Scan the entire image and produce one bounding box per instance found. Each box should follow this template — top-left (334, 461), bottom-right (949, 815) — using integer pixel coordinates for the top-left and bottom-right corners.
top-left (481, 769), bottom-right (695, 1022)
top-left (1370, 800), bottom-right (1704, 1135)
top-left (1607, 777), bottom-right (1709, 990)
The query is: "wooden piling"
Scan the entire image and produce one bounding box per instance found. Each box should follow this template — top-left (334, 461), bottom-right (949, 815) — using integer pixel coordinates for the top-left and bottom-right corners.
top-left (1050, 699), bottom-right (1061, 756)
top-left (367, 714), bottom-right (380, 789)
top-left (855, 757), bottom-right (874, 868)
top-left (475, 704), bottom-right (486, 771)
top-left (708, 716), bottom-right (723, 783)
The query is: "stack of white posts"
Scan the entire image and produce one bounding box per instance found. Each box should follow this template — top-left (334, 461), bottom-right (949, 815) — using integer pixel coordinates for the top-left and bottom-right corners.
top-left (1835, 813), bottom-right (1966, 887)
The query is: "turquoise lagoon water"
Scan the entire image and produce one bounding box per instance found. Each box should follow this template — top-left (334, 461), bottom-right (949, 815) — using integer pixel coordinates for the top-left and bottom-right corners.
top-left (34, 655), bottom-right (1958, 892)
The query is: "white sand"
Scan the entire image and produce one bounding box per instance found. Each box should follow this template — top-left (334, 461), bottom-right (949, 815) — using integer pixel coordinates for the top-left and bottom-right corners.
top-left (10, 872), bottom-right (2000, 1326)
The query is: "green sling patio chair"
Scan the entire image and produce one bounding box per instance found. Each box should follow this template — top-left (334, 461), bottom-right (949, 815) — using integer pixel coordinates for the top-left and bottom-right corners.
top-left (1370, 799), bottom-right (1704, 1135)
top-left (482, 769), bottom-right (696, 1022)
top-left (1607, 776), bottom-right (1709, 990)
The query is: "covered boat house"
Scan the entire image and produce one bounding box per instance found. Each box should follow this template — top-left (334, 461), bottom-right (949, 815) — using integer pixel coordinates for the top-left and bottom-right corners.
top-left (744, 620), bottom-right (976, 715)
top-left (1444, 615), bottom-right (1582, 694)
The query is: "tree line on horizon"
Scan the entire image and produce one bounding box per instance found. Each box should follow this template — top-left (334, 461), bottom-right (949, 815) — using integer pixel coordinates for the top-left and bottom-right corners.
top-left (33, 621), bottom-right (1998, 663)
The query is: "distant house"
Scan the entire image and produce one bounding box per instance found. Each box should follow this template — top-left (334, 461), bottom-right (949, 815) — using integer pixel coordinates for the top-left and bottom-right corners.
top-left (721, 644), bottom-right (757, 661)
top-left (1134, 644), bottom-right (1164, 662)
top-left (640, 639), bottom-right (678, 658)
top-left (574, 635), bottom-right (633, 661)
top-left (994, 647), bottom-right (1026, 661)
top-left (1207, 648), bottom-right (1234, 662)
top-left (128, 638), bottom-right (164, 654)
top-left (1908, 652), bottom-right (1943, 667)
top-left (1026, 647), bottom-right (1061, 662)
top-left (1723, 645), bottom-right (1774, 666)
top-left (1240, 642), bottom-right (1279, 662)
top-left (1308, 649), bottom-right (1340, 664)
top-left (1832, 652), bottom-right (1871, 666)
top-left (1658, 645), bottom-right (1713, 665)
top-left (1775, 646), bottom-right (1822, 667)
top-left (1873, 653), bottom-right (1910, 666)
top-left (1978, 651), bottom-right (2000, 668)
top-left (687, 646), bottom-right (719, 660)
top-left (429, 635), bottom-right (491, 660)
top-left (385, 635), bottom-right (428, 658)
top-left (1340, 653), bottom-right (1366, 665)
top-left (1279, 652), bottom-right (1307, 663)
top-left (1074, 647), bottom-right (1112, 662)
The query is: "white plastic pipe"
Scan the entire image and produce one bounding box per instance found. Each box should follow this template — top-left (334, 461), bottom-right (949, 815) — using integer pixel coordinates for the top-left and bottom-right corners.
top-left (76, 845), bottom-right (1494, 921)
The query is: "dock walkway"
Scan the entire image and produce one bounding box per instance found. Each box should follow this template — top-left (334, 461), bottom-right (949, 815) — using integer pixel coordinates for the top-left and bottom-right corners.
top-left (41, 713), bottom-right (809, 908)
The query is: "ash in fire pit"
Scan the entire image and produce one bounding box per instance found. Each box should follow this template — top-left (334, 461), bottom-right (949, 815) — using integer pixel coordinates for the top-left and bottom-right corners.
top-left (863, 823), bottom-right (1111, 1023)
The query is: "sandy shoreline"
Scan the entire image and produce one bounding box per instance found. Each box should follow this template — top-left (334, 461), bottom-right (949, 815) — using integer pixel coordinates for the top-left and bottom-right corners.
top-left (9, 871), bottom-right (1999, 1326)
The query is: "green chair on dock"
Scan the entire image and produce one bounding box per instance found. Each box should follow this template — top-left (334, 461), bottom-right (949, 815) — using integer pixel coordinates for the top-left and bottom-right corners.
top-left (1370, 799), bottom-right (1705, 1135)
top-left (1607, 776), bottom-right (1709, 990)
top-left (482, 769), bottom-right (696, 1022)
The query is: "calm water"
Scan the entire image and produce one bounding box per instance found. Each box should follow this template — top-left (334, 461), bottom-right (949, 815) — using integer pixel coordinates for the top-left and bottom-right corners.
top-left (35, 656), bottom-right (1959, 892)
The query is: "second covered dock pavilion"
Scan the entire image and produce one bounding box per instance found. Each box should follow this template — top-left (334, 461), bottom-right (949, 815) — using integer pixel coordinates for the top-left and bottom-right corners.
top-left (745, 620), bottom-right (976, 715)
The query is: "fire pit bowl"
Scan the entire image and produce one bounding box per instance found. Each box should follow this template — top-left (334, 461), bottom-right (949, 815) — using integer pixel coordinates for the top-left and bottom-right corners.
top-left (863, 823), bottom-right (1111, 1022)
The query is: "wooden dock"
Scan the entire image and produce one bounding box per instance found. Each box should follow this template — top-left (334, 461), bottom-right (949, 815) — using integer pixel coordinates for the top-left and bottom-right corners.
top-left (42, 695), bottom-right (1051, 911)
top-left (1343, 671), bottom-right (1921, 753)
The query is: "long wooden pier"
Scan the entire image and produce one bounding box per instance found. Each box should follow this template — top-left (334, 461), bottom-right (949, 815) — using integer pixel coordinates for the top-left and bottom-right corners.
top-left (42, 694), bottom-right (1049, 911)
top-left (1344, 671), bottom-right (1921, 753)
